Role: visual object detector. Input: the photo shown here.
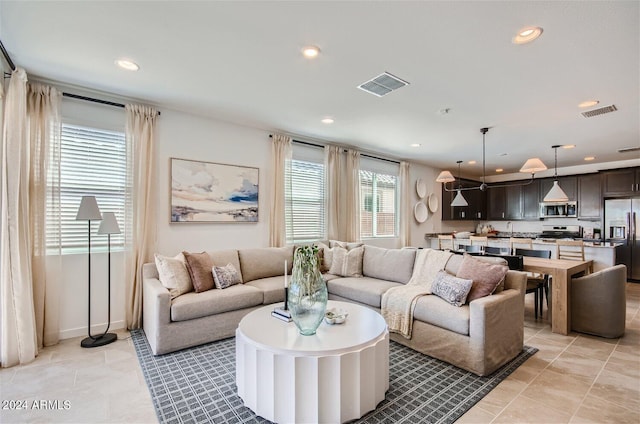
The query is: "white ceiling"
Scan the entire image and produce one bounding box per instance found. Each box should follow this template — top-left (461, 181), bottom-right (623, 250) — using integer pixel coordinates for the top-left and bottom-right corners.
top-left (2, 1), bottom-right (639, 178)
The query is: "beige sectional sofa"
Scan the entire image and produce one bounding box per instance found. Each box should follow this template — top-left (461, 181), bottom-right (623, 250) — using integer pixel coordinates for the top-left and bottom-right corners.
top-left (142, 244), bottom-right (527, 376)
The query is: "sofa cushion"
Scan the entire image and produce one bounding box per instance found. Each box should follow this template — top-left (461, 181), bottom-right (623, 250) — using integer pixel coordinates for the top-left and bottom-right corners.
top-left (208, 249), bottom-right (244, 283)
top-left (317, 242), bottom-right (333, 272)
top-left (413, 295), bottom-right (470, 336)
top-left (329, 246), bottom-right (364, 277)
top-left (238, 246), bottom-right (293, 283)
top-left (431, 270), bottom-right (473, 307)
top-left (363, 245), bottom-right (416, 284)
top-left (154, 253), bottom-right (193, 299)
top-left (212, 263), bottom-right (241, 289)
top-left (456, 254), bottom-right (508, 303)
top-left (183, 251), bottom-right (215, 293)
top-left (170, 284), bottom-right (263, 322)
top-left (327, 277), bottom-right (402, 308)
top-left (245, 276), bottom-right (287, 305)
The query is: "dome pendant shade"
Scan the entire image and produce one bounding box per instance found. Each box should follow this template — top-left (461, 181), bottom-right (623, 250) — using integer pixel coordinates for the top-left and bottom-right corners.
top-left (543, 180), bottom-right (569, 202)
top-left (436, 170), bottom-right (456, 183)
top-left (451, 189), bottom-right (469, 207)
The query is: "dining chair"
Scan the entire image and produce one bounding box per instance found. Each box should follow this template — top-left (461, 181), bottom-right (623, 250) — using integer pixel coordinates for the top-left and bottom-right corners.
top-left (515, 248), bottom-right (552, 320)
top-left (484, 246), bottom-right (502, 255)
top-left (437, 234), bottom-right (454, 250)
top-left (484, 253), bottom-right (523, 271)
top-left (509, 237), bottom-right (533, 255)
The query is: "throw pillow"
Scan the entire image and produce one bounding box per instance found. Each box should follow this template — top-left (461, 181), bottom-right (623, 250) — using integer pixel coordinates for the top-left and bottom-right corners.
top-left (316, 242), bottom-right (333, 273)
top-left (329, 246), bottom-right (364, 277)
top-left (456, 253), bottom-right (509, 303)
top-left (212, 263), bottom-right (241, 289)
top-left (329, 240), bottom-right (364, 250)
top-left (183, 251), bottom-right (215, 293)
top-left (431, 270), bottom-right (473, 307)
top-left (154, 253), bottom-right (193, 299)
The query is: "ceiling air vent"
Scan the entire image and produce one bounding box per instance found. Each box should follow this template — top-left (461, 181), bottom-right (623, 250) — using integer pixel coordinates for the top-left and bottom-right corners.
top-left (618, 146), bottom-right (640, 153)
top-left (581, 104), bottom-right (617, 118)
top-left (358, 72), bottom-right (409, 97)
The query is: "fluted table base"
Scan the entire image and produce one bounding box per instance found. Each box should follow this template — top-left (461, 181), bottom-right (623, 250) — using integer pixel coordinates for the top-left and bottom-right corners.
top-left (236, 301), bottom-right (389, 424)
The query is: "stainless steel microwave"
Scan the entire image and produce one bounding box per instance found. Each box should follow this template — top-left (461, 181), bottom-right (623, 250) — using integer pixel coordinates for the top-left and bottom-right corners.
top-left (539, 201), bottom-right (577, 218)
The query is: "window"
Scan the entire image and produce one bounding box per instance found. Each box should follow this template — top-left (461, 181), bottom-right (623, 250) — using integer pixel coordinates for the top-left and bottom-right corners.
top-left (47, 123), bottom-right (127, 253)
top-left (285, 158), bottom-right (326, 243)
top-left (360, 170), bottom-right (397, 238)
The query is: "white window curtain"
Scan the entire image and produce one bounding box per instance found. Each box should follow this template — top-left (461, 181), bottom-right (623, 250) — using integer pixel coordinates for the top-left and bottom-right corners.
top-left (269, 134), bottom-right (292, 247)
top-left (27, 82), bottom-right (62, 348)
top-left (324, 145), bottom-right (342, 241)
top-left (1, 70), bottom-right (62, 367)
top-left (124, 104), bottom-right (158, 330)
top-left (399, 161), bottom-right (410, 246)
top-left (345, 149), bottom-right (361, 242)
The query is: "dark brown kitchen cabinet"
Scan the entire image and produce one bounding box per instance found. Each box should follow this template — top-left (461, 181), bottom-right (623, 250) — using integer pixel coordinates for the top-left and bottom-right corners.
top-left (521, 180), bottom-right (540, 219)
top-left (602, 167), bottom-right (640, 196)
top-left (487, 185), bottom-right (522, 220)
top-left (577, 173), bottom-right (602, 219)
top-left (441, 178), bottom-right (486, 221)
top-left (539, 176), bottom-right (577, 201)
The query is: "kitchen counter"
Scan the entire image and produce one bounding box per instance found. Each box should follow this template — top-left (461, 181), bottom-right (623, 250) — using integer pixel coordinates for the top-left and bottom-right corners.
top-left (423, 234), bottom-right (622, 271)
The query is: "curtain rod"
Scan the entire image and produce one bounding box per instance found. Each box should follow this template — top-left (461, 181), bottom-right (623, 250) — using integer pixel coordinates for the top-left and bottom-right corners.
top-left (63, 92), bottom-right (161, 115)
top-left (268, 134), bottom-right (400, 164)
top-left (0, 38), bottom-right (16, 72)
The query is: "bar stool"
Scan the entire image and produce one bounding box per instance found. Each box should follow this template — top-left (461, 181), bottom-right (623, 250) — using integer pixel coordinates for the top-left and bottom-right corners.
top-left (469, 235), bottom-right (488, 246)
top-left (509, 237), bottom-right (533, 255)
top-left (556, 240), bottom-right (591, 273)
top-left (437, 234), bottom-right (454, 250)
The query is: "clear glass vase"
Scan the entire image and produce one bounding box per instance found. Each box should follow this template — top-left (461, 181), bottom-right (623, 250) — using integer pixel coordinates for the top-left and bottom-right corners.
top-left (288, 246), bottom-right (327, 336)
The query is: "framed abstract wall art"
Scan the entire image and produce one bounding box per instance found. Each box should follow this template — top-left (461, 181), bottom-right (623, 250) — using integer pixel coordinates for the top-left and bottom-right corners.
top-left (170, 158), bottom-right (259, 223)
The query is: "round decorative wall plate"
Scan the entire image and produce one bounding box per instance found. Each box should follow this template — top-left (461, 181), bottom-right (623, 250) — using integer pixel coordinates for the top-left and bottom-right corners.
top-left (414, 201), bottom-right (428, 223)
top-left (427, 193), bottom-right (439, 213)
top-left (416, 178), bottom-right (427, 199)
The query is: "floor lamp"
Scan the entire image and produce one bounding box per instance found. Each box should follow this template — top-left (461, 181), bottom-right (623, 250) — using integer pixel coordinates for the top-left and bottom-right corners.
top-left (96, 212), bottom-right (121, 346)
top-left (75, 196), bottom-right (115, 348)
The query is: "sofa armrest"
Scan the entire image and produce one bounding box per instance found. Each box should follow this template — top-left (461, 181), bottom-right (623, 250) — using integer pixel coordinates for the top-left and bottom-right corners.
top-left (142, 277), bottom-right (171, 355)
top-left (469, 289), bottom-right (524, 346)
top-left (504, 270), bottom-right (527, 301)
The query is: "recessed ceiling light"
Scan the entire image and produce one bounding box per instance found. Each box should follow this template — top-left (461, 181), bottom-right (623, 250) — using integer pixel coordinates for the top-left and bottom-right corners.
top-left (562, 144), bottom-right (576, 149)
top-left (578, 100), bottom-right (599, 108)
top-left (302, 46), bottom-right (320, 58)
top-left (321, 117), bottom-right (334, 124)
top-left (410, 143), bottom-right (421, 147)
top-left (513, 26), bottom-right (543, 44)
top-left (468, 160), bottom-right (477, 165)
top-left (496, 168), bottom-right (504, 173)
top-left (584, 156), bottom-right (595, 161)
top-left (115, 58), bottom-right (139, 71)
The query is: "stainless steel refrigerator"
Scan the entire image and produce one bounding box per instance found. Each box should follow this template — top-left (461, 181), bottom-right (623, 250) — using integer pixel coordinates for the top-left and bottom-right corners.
top-left (605, 198), bottom-right (640, 281)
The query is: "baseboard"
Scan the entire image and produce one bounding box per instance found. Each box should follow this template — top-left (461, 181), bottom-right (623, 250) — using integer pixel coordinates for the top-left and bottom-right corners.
top-left (59, 320), bottom-right (126, 340)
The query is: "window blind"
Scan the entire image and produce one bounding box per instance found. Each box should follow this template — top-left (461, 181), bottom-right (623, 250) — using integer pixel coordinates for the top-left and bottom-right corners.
top-left (360, 170), bottom-right (397, 238)
top-left (285, 159), bottom-right (326, 243)
top-left (47, 123), bottom-right (126, 253)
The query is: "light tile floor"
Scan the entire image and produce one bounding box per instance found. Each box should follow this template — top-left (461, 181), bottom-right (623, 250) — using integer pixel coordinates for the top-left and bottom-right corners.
top-left (1, 284), bottom-right (639, 424)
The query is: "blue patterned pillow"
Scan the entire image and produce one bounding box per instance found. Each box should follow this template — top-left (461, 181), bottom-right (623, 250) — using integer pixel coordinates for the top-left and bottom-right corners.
top-left (431, 270), bottom-right (473, 307)
top-left (212, 263), bottom-right (241, 289)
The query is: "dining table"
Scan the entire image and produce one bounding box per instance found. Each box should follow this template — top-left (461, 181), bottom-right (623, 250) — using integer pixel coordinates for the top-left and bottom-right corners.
top-left (522, 257), bottom-right (593, 335)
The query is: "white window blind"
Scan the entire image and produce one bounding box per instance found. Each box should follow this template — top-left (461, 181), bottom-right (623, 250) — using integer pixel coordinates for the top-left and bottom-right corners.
top-left (360, 170), bottom-right (397, 238)
top-left (285, 159), bottom-right (326, 243)
top-left (47, 123), bottom-right (126, 253)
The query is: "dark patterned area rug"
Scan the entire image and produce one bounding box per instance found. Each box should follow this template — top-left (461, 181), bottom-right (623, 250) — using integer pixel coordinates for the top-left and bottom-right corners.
top-left (131, 330), bottom-right (536, 424)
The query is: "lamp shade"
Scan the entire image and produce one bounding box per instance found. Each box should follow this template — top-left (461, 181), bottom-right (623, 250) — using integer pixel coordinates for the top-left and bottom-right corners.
top-left (98, 212), bottom-right (121, 235)
top-left (543, 180), bottom-right (569, 202)
top-left (436, 170), bottom-right (456, 183)
top-left (75, 196), bottom-right (102, 221)
top-left (520, 158), bottom-right (547, 174)
top-left (451, 189), bottom-right (469, 207)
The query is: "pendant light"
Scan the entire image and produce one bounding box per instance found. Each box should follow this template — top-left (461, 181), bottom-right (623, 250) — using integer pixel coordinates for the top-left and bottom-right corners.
top-left (437, 127), bottom-right (547, 192)
top-left (543, 145), bottom-right (569, 202)
top-left (450, 161), bottom-right (469, 207)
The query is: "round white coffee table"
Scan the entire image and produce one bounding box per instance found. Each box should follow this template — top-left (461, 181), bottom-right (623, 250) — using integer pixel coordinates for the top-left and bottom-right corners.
top-left (236, 300), bottom-right (389, 424)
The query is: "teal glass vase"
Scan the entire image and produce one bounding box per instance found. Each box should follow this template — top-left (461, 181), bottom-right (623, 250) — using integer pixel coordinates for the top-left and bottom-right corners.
top-left (288, 245), bottom-right (327, 336)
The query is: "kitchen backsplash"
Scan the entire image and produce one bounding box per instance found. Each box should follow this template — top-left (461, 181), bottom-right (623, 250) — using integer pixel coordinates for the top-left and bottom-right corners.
top-left (440, 218), bottom-right (601, 236)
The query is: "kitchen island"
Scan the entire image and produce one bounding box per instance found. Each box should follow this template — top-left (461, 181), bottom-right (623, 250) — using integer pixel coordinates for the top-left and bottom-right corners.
top-left (424, 235), bottom-right (621, 272)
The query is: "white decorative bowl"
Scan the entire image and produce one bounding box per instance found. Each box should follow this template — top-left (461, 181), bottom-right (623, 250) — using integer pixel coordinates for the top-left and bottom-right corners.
top-left (324, 308), bottom-right (348, 325)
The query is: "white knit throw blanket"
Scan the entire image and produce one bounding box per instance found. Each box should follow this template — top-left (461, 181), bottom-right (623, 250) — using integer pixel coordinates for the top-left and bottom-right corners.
top-left (381, 249), bottom-right (453, 338)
